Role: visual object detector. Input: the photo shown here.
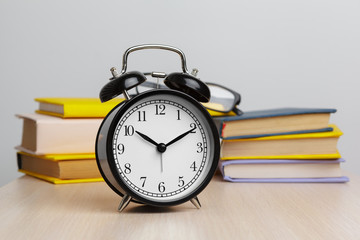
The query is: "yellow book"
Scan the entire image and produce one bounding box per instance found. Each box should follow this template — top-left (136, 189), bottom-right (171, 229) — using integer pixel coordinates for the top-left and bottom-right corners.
top-left (207, 109), bottom-right (236, 117)
top-left (35, 97), bottom-right (234, 118)
top-left (19, 170), bottom-right (103, 184)
top-left (17, 152), bottom-right (101, 180)
top-left (221, 124), bottom-right (342, 160)
top-left (35, 97), bottom-right (125, 118)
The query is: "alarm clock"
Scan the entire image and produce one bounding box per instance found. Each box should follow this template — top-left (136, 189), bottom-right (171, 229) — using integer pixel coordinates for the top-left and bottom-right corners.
top-left (96, 44), bottom-right (220, 212)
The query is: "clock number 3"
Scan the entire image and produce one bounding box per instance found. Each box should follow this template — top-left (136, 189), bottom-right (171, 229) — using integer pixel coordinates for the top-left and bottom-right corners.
top-left (197, 142), bottom-right (203, 153)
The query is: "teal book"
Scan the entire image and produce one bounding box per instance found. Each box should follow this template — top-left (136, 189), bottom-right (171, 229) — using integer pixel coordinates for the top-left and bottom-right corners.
top-left (214, 108), bottom-right (336, 139)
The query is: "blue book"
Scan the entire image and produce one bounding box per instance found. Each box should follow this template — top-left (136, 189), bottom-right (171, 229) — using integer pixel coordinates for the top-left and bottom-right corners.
top-left (214, 108), bottom-right (336, 139)
top-left (219, 159), bottom-right (349, 183)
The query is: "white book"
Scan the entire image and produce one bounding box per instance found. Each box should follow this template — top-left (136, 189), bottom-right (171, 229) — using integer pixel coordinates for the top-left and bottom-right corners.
top-left (16, 114), bottom-right (103, 155)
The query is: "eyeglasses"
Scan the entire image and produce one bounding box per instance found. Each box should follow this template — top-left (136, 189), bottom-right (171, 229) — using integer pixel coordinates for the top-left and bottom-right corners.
top-left (203, 82), bottom-right (243, 116)
top-left (129, 72), bottom-right (243, 116)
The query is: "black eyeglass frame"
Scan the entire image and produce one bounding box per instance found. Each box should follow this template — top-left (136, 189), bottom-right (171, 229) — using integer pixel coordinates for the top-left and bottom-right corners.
top-left (133, 74), bottom-right (243, 115)
top-left (204, 82), bottom-right (243, 115)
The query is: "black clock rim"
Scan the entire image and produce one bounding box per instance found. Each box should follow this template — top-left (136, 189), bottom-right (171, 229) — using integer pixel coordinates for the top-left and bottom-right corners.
top-left (95, 100), bottom-right (144, 205)
top-left (95, 101), bottom-right (127, 197)
top-left (105, 89), bottom-right (220, 207)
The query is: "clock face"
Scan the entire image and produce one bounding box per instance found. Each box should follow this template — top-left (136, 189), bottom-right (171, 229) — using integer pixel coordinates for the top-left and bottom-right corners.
top-left (106, 90), bottom-right (219, 206)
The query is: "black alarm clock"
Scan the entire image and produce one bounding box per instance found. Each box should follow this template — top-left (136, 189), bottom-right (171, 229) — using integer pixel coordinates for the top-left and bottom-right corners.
top-left (95, 44), bottom-right (220, 212)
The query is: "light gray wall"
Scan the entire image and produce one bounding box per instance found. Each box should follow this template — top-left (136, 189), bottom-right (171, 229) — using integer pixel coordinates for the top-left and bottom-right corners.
top-left (1, 0), bottom-right (359, 186)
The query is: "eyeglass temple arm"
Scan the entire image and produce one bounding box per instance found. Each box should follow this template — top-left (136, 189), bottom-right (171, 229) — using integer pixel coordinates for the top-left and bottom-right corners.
top-left (232, 107), bottom-right (243, 116)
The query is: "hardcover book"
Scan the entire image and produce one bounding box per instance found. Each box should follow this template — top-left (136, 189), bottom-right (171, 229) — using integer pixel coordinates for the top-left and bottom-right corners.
top-left (219, 159), bottom-right (349, 183)
top-left (35, 97), bottom-right (232, 118)
top-left (17, 152), bottom-right (100, 179)
top-left (35, 97), bottom-right (124, 118)
top-left (215, 108), bottom-right (336, 139)
top-left (18, 170), bottom-right (103, 184)
top-left (221, 124), bottom-right (342, 160)
top-left (16, 113), bottom-right (102, 154)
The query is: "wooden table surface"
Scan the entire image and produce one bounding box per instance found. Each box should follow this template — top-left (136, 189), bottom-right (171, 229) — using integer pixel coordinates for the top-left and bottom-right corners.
top-left (1, 171), bottom-right (360, 240)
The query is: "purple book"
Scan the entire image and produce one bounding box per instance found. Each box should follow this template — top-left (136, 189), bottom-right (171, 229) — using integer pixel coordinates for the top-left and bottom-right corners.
top-left (219, 159), bottom-right (349, 183)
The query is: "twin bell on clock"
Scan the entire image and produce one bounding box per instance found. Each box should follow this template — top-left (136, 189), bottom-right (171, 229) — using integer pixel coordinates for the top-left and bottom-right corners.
top-left (96, 44), bottom-right (220, 212)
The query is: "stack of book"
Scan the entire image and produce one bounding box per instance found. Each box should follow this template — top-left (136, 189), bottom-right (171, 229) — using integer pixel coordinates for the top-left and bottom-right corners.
top-left (16, 98), bottom-right (123, 184)
top-left (16, 97), bottom-right (231, 184)
top-left (215, 108), bottom-right (349, 183)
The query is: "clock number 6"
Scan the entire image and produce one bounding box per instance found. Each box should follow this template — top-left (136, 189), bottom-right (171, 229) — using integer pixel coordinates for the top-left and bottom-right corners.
top-left (158, 182), bottom-right (165, 193)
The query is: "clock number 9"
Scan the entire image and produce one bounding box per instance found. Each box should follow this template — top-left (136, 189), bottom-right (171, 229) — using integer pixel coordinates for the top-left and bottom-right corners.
top-left (117, 143), bottom-right (125, 155)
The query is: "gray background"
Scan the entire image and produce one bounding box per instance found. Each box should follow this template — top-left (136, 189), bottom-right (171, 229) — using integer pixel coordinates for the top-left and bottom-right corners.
top-left (0, 0), bottom-right (359, 186)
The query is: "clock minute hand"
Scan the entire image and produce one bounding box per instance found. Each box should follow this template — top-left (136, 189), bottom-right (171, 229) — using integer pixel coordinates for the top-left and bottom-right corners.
top-left (166, 126), bottom-right (197, 147)
top-left (135, 131), bottom-right (159, 147)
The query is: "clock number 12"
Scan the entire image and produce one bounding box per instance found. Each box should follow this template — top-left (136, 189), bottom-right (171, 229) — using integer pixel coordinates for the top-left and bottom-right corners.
top-left (155, 104), bottom-right (166, 115)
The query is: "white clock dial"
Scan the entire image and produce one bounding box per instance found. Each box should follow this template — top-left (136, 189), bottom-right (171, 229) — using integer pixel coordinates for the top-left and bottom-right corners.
top-left (112, 92), bottom-right (214, 203)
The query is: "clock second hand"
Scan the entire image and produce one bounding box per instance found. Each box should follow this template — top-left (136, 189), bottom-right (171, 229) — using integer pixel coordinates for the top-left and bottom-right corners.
top-left (160, 153), bottom-right (163, 173)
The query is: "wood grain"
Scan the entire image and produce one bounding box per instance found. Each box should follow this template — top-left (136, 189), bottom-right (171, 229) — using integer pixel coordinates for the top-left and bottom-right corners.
top-left (0, 171), bottom-right (359, 240)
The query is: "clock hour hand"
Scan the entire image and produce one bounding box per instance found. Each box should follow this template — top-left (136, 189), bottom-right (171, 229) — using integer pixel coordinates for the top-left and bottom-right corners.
top-left (136, 130), bottom-right (165, 172)
top-left (135, 131), bottom-right (159, 147)
top-left (165, 126), bottom-right (197, 147)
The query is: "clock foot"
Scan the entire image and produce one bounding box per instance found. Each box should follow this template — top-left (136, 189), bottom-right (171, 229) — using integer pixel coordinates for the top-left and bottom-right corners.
top-left (118, 194), bottom-right (132, 212)
top-left (190, 196), bottom-right (201, 209)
